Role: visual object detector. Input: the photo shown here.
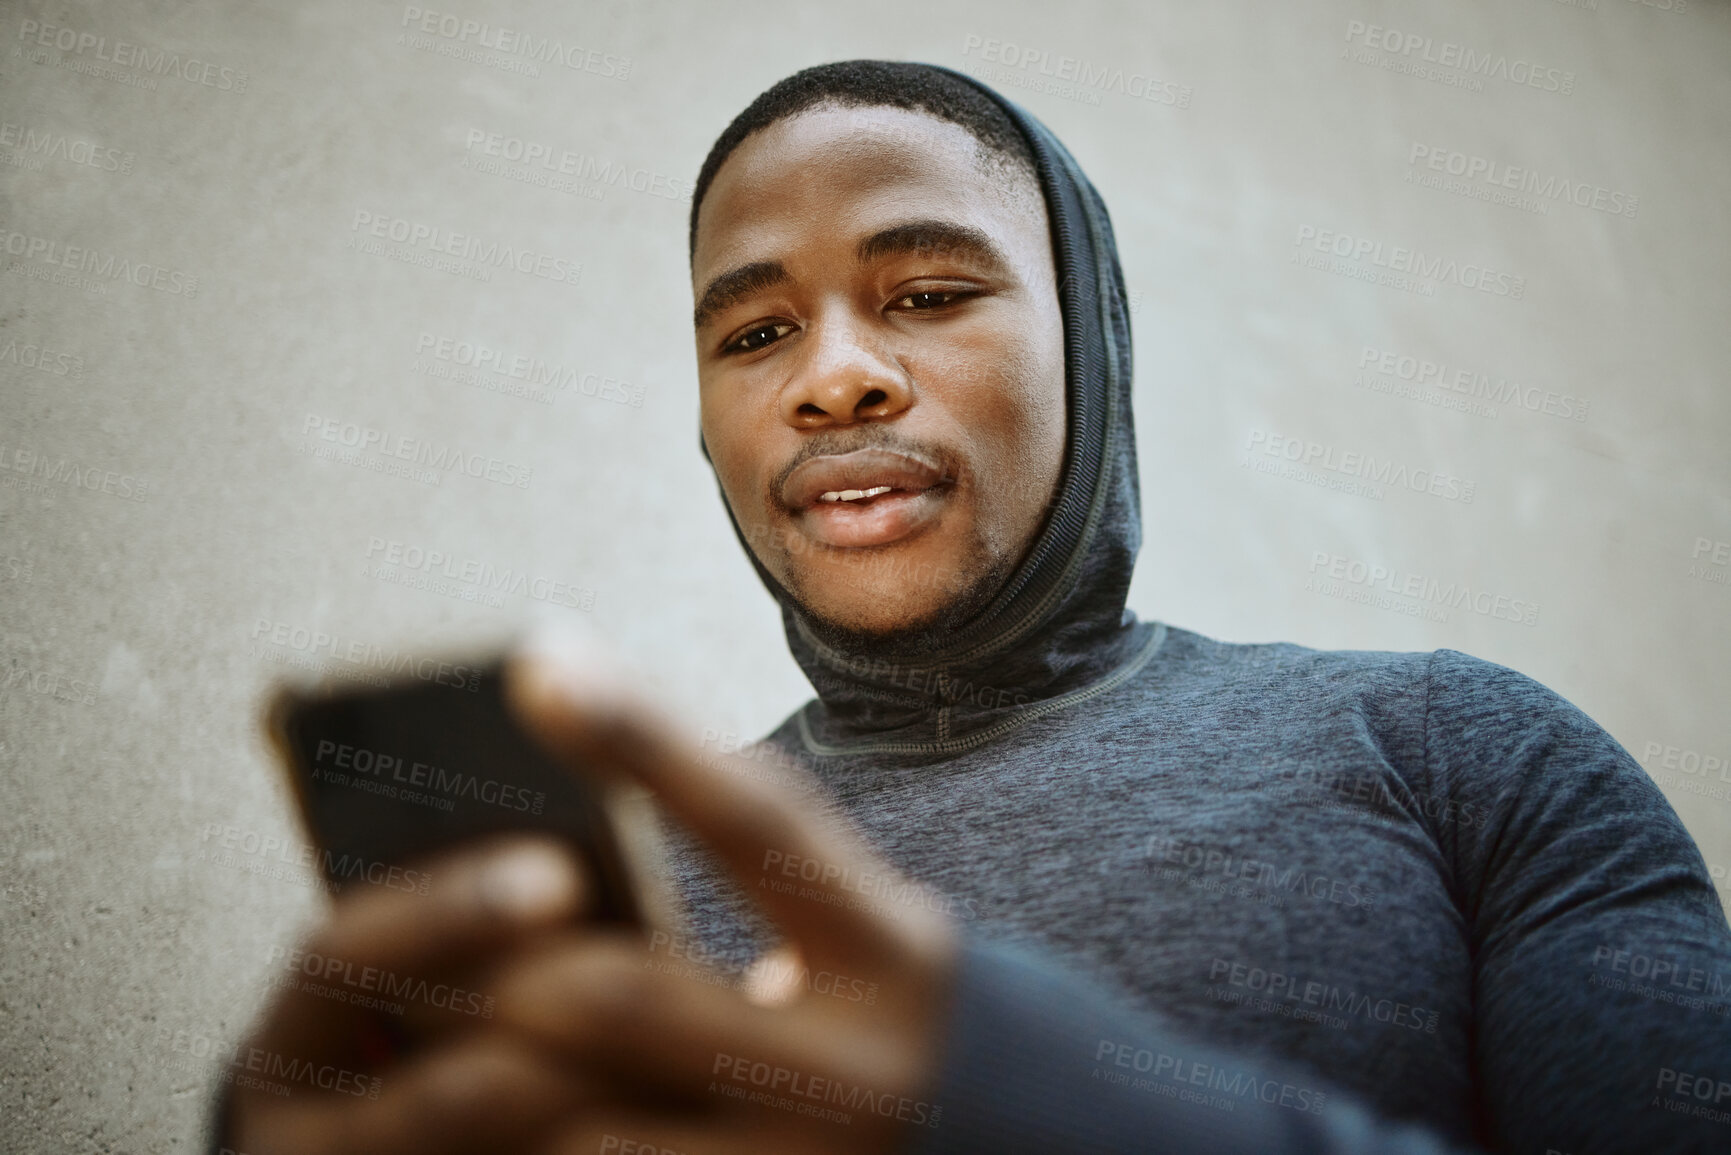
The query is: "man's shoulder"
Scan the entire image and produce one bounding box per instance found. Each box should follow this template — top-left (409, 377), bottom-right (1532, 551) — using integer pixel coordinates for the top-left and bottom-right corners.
top-left (1150, 624), bottom-right (1579, 725)
top-left (1151, 621), bottom-right (1436, 687)
top-left (1154, 626), bottom-right (1650, 820)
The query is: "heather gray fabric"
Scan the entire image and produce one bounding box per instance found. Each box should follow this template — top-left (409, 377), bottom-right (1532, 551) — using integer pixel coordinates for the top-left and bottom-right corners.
top-left (672, 66), bottom-right (1731, 1153)
top-left (672, 632), bottom-right (1731, 1153)
top-left (901, 937), bottom-right (1467, 1154)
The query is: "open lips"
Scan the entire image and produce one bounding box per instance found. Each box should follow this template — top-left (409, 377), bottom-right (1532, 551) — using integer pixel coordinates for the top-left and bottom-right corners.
top-left (781, 447), bottom-right (948, 510)
top-left (780, 447), bottom-right (952, 548)
top-left (818, 485), bottom-right (894, 503)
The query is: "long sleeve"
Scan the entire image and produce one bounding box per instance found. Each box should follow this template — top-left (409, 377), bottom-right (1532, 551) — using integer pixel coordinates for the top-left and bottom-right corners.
top-left (899, 647), bottom-right (1731, 1153)
top-left (902, 939), bottom-right (1477, 1154)
top-left (1423, 649), bottom-right (1731, 1153)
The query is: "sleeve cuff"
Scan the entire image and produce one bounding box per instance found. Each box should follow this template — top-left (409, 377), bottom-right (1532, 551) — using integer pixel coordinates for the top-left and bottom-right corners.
top-left (901, 938), bottom-right (1469, 1155)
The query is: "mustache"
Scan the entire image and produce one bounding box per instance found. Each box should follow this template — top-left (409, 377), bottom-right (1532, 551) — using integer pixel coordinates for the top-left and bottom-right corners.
top-left (769, 426), bottom-right (961, 506)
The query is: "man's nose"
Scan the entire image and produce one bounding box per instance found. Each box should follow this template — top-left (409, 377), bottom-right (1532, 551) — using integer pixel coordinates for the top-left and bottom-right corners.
top-left (779, 315), bottom-right (912, 428)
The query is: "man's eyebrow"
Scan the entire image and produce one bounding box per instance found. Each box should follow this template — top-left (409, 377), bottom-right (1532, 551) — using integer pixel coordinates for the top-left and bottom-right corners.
top-left (856, 220), bottom-right (1010, 273)
top-left (691, 221), bottom-right (1009, 333)
top-left (693, 260), bottom-right (790, 331)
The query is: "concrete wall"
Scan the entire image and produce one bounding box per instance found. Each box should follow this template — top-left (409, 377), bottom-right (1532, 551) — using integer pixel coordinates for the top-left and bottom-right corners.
top-left (1, 0), bottom-right (1726, 1149)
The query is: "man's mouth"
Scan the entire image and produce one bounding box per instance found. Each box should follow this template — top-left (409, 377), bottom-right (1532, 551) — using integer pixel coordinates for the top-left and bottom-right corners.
top-left (780, 447), bottom-right (951, 548)
top-left (816, 485), bottom-right (894, 503)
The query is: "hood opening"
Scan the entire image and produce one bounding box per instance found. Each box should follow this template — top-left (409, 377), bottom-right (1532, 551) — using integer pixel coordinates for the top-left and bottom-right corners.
top-left (700, 64), bottom-right (1149, 754)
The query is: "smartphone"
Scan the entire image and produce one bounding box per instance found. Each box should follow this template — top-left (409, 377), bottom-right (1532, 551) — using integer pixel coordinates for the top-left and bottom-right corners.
top-left (266, 660), bottom-right (660, 927)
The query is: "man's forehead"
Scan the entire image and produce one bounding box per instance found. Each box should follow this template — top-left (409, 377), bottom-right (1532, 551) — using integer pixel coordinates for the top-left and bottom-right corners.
top-left (750, 102), bottom-right (983, 162)
top-left (692, 106), bottom-right (1025, 273)
top-left (796, 102), bottom-right (972, 153)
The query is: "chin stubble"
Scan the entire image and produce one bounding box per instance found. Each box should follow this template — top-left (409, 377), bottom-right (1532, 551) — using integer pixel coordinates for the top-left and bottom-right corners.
top-left (782, 530), bottom-right (1016, 653)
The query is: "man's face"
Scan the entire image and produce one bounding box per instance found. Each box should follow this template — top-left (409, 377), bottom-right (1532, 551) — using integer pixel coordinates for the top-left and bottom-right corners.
top-left (692, 104), bottom-right (1066, 637)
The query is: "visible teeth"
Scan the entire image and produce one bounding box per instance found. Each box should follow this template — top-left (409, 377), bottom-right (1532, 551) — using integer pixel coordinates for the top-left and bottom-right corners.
top-left (818, 486), bottom-right (894, 503)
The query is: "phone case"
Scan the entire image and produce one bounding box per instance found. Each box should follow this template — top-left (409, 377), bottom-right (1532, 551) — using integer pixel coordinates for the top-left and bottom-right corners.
top-left (264, 660), bottom-right (673, 928)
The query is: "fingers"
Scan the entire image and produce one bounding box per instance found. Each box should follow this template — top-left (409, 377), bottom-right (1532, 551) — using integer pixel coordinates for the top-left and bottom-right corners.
top-left (489, 931), bottom-right (816, 1099)
top-left (503, 647), bottom-right (945, 973)
top-left (231, 1033), bottom-right (588, 1155)
top-left (325, 836), bottom-right (587, 970)
top-left (538, 1114), bottom-right (761, 1155)
top-left (740, 943), bottom-right (806, 1008)
top-left (258, 836), bottom-right (588, 1062)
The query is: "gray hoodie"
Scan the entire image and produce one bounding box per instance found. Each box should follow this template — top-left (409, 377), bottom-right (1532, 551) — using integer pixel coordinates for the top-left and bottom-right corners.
top-left (676, 64), bottom-right (1731, 1154)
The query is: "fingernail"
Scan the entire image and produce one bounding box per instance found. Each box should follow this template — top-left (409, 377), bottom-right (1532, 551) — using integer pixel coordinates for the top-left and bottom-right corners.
top-left (517, 623), bottom-right (631, 711)
top-left (478, 843), bottom-right (577, 920)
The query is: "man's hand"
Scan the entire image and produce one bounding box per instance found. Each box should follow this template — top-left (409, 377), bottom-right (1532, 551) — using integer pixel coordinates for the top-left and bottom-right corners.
top-left (226, 835), bottom-right (596, 1153)
top-left (226, 644), bottom-right (960, 1154)
top-left (490, 645), bottom-right (960, 1153)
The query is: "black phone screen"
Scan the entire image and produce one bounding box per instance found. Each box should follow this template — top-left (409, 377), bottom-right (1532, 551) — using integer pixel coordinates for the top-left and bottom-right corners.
top-left (269, 664), bottom-right (642, 925)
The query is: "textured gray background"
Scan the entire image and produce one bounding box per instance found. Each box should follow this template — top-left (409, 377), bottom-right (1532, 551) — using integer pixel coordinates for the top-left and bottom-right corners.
top-left (2, 0), bottom-right (1727, 1150)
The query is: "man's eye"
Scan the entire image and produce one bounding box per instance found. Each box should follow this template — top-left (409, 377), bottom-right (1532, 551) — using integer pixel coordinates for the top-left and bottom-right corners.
top-left (896, 290), bottom-right (958, 310)
top-left (728, 322), bottom-right (792, 352)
